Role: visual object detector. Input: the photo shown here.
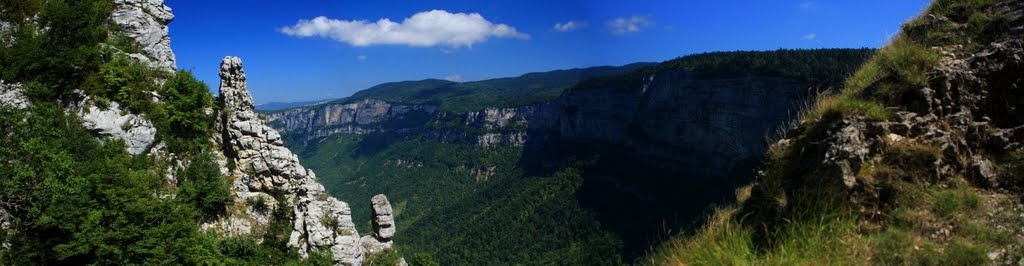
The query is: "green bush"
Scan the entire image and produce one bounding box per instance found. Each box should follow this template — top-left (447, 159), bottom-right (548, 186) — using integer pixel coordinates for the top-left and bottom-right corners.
top-left (0, 0), bottom-right (43, 23)
top-left (91, 53), bottom-right (161, 113)
top-left (365, 249), bottom-right (403, 266)
top-left (0, 105), bottom-right (209, 264)
top-left (1, 0), bottom-right (112, 101)
top-left (158, 70), bottom-right (216, 153)
top-left (410, 252), bottom-right (440, 266)
top-left (176, 152), bottom-right (230, 219)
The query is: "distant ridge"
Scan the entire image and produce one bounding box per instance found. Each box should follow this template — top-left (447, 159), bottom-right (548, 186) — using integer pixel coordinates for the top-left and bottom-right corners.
top-left (256, 99), bottom-right (334, 111)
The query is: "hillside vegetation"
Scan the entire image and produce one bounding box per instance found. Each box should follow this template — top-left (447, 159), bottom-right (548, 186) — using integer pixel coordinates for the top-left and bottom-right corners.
top-left (572, 48), bottom-right (875, 93)
top-left (647, 0), bottom-right (1024, 264)
top-left (285, 49), bottom-right (876, 264)
top-left (0, 0), bottom-right (330, 264)
top-left (325, 63), bottom-right (652, 113)
top-left (290, 135), bottom-right (623, 265)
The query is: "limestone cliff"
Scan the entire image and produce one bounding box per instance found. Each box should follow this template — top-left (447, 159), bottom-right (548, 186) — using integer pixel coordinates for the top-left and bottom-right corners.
top-left (210, 56), bottom-right (379, 265)
top-left (211, 57), bottom-right (407, 265)
top-left (267, 99), bottom-right (437, 141)
top-left (556, 71), bottom-right (812, 179)
top-left (111, 0), bottom-right (177, 72)
top-left (268, 70), bottom-right (813, 179)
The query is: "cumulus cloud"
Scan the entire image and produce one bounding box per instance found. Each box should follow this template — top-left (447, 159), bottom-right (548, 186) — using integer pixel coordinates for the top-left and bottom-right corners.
top-left (357, 55), bottom-right (368, 61)
top-left (280, 10), bottom-right (529, 48)
top-left (553, 21), bottom-right (587, 32)
top-left (802, 33), bottom-right (817, 40)
top-left (444, 74), bottom-right (462, 82)
top-left (607, 15), bottom-right (653, 35)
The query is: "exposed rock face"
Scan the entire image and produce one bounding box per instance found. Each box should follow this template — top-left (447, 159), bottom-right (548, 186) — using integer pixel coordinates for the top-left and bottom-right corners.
top-left (268, 72), bottom-right (810, 173)
top-left (266, 99), bottom-right (437, 143)
top-left (0, 20), bottom-right (13, 47)
top-left (268, 101), bottom-right (558, 147)
top-left (213, 56), bottom-right (363, 265)
top-left (110, 0), bottom-right (176, 72)
top-left (370, 194), bottom-right (395, 240)
top-left (557, 71), bottom-right (810, 177)
top-left (0, 81), bottom-right (27, 109)
top-left (73, 100), bottom-right (158, 155)
top-left (360, 194), bottom-right (402, 258)
top-left (0, 208), bottom-right (9, 249)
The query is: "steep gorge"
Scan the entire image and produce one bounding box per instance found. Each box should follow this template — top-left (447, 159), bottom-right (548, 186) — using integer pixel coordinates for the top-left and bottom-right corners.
top-left (267, 49), bottom-right (874, 262)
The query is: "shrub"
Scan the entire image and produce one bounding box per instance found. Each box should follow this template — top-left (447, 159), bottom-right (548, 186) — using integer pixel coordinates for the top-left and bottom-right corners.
top-left (0, 0), bottom-right (43, 23)
top-left (410, 252), bottom-right (441, 266)
top-left (3, 0), bottom-right (112, 101)
top-left (91, 52), bottom-right (161, 113)
top-left (365, 249), bottom-right (403, 266)
top-left (177, 152), bottom-right (230, 219)
top-left (158, 70), bottom-right (215, 153)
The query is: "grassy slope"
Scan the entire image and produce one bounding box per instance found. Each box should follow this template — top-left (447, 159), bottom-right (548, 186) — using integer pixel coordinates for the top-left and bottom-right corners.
top-left (645, 0), bottom-right (1021, 264)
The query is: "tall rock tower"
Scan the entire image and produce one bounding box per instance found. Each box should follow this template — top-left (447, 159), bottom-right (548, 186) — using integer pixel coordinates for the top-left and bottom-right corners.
top-left (213, 56), bottom-right (365, 265)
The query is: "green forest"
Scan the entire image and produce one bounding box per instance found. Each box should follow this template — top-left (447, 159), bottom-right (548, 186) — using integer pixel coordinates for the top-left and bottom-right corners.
top-left (291, 135), bottom-right (623, 264)
top-left (314, 63), bottom-right (652, 113)
top-left (284, 48), bottom-right (878, 264)
top-left (572, 48), bottom-right (875, 93)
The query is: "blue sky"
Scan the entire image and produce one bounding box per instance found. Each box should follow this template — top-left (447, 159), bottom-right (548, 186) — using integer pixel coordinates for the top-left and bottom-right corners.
top-left (166, 0), bottom-right (932, 104)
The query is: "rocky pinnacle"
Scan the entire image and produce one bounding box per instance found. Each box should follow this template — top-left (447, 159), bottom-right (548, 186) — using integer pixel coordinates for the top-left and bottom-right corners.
top-left (217, 56), bottom-right (365, 265)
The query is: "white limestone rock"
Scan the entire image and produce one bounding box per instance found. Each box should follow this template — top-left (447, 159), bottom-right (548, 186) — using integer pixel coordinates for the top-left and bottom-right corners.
top-left (0, 208), bottom-right (10, 249)
top-left (76, 100), bottom-right (157, 155)
top-left (111, 0), bottom-right (176, 72)
top-left (0, 81), bottom-right (28, 109)
top-left (215, 56), bottom-right (365, 265)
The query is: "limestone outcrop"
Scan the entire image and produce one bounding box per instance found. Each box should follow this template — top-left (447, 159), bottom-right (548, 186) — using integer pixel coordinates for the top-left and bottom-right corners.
top-left (74, 100), bottom-right (158, 155)
top-left (370, 194), bottom-right (396, 240)
top-left (360, 194), bottom-right (396, 254)
top-left (213, 56), bottom-right (365, 265)
top-left (0, 81), bottom-right (27, 109)
top-left (111, 0), bottom-right (176, 72)
top-left (266, 99), bottom-right (438, 143)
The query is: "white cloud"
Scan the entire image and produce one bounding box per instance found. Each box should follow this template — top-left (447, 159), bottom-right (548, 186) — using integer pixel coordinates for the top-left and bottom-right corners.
top-left (802, 33), bottom-right (816, 40)
top-left (799, 1), bottom-right (814, 9)
top-left (444, 74), bottom-right (462, 82)
top-left (553, 21), bottom-right (587, 32)
top-left (280, 10), bottom-right (529, 48)
top-left (607, 15), bottom-right (653, 35)
top-left (357, 55), bottom-right (368, 61)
